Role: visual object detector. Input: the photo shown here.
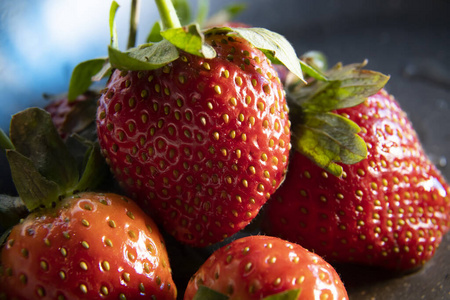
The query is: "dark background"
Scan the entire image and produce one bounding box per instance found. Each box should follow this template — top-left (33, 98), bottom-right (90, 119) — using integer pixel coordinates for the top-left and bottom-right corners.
top-left (1, 0), bottom-right (449, 299)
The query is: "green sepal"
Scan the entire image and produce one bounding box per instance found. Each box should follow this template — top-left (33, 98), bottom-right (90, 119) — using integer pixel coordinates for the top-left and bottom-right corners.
top-left (207, 27), bottom-right (305, 83)
top-left (0, 129), bottom-right (14, 151)
top-left (110, 0), bottom-right (120, 49)
top-left (264, 289), bottom-right (302, 300)
top-left (6, 150), bottom-right (61, 211)
top-left (147, 21), bottom-right (163, 43)
top-left (161, 23), bottom-right (216, 58)
top-left (108, 40), bottom-right (179, 71)
top-left (9, 108), bottom-right (79, 193)
top-left (92, 61), bottom-right (112, 82)
top-left (0, 195), bottom-right (28, 230)
top-left (73, 139), bottom-right (109, 192)
top-left (193, 286), bottom-right (229, 300)
top-left (290, 61), bottom-right (390, 113)
top-left (68, 58), bottom-right (108, 101)
top-left (294, 112), bottom-right (368, 177)
top-left (299, 59), bottom-right (328, 82)
top-left (192, 286), bottom-right (301, 300)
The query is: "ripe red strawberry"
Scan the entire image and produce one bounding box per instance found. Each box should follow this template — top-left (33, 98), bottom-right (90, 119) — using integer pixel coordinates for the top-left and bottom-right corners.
top-left (0, 108), bottom-right (177, 299)
top-left (264, 88), bottom-right (450, 270)
top-left (0, 192), bottom-right (177, 300)
top-left (95, 0), bottom-right (303, 247)
top-left (184, 235), bottom-right (349, 300)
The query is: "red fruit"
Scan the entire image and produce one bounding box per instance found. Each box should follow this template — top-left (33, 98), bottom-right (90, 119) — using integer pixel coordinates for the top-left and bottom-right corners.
top-left (44, 91), bottom-right (98, 140)
top-left (264, 89), bottom-right (450, 270)
top-left (96, 32), bottom-right (290, 247)
top-left (0, 192), bottom-right (177, 300)
top-left (184, 235), bottom-right (348, 300)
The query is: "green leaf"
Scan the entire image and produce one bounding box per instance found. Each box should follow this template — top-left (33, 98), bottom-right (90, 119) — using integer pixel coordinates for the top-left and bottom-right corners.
top-left (231, 27), bottom-right (305, 83)
top-left (294, 112), bottom-right (368, 177)
top-left (110, 0), bottom-right (120, 49)
top-left (6, 150), bottom-right (61, 211)
top-left (295, 112), bottom-right (367, 175)
top-left (263, 289), bottom-right (302, 300)
top-left (147, 21), bottom-right (163, 43)
top-left (92, 61), bottom-right (112, 82)
top-left (299, 59), bottom-right (328, 82)
top-left (74, 143), bottom-right (109, 192)
top-left (0, 129), bottom-right (14, 151)
top-left (204, 3), bottom-right (246, 27)
top-left (173, 0), bottom-right (192, 25)
top-left (0, 195), bottom-right (28, 230)
top-left (9, 108), bottom-right (79, 193)
top-left (291, 61), bottom-right (390, 113)
top-left (193, 286), bottom-right (229, 300)
top-left (68, 58), bottom-right (108, 101)
top-left (161, 24), bottom-right (216, 58)
top-left (108, 40), bottom-right (179, 71)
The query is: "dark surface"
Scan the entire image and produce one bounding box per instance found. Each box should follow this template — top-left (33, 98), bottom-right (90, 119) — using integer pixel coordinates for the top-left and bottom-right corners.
top-left (1, 0), bottom-right (450, 299)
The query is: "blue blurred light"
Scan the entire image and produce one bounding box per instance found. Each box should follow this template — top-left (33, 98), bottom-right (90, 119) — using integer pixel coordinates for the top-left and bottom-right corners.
top-left (0, 0), bottom-right (159, 131)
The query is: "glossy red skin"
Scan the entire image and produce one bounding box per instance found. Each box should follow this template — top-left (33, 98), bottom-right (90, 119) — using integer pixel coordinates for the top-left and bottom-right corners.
top-left (0, 192), bottom-right (177, 299)
top-left (184, 235), bottom-right (348, 300)
top-left (97, 32), bottom-right (290, 247)
top-left (264, 90), bottom-right (450, 270)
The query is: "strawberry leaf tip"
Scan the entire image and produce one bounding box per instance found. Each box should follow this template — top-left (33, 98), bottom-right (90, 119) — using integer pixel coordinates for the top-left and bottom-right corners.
top-left (6, 150), bottom-right (61, 211)
top-left (0, 128), bottom-right (14, 151)
top-left (192, 286), bottom-right (229, 300)
top-left (192, 286), bottom-right (302, 300)
top-left (147, 21), bottom-right (163, 43)
top-left (288, 61), bottom-right (389, 176)
top-left (108, 40), bottom-right (179, 71)
top-left (68, 58), bottom-right (108, 101)
top-left (264, 289), bottom-right (302, 300)
top-left (4, 108), bottom-right (108, 211)
top-left (9, 108), bottom-right (79, 193)
top-left (161, 23), bottom-right (216, 58)
top-left (222, 27), bottom-right (305, 83)
top-left (109, 0), bottom-right (120, 49)
top-left (289, 61), bottom-right (390, 113)
top-left (293, 112), bottom-right (368, 177)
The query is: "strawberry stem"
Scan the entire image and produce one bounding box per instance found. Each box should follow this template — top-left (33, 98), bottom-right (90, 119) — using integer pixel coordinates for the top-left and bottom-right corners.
top-left (155, 0), bottom-right (182, 30)
top-left (127, 0), bottom-right (141, 49)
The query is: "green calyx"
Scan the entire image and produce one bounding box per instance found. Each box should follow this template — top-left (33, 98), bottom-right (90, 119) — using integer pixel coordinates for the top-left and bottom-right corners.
top-left (288, 60), bottom-right (390, 177)
top-left (68, 0), bottom-right (306, 100)
top-left (0, 108), bottom-right (108, 214)
top-left (193, 285), bottom-right (301, 300)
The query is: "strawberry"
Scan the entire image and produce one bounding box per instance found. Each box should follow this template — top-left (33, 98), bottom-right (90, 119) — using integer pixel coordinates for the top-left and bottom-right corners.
top-left (183, 235), bottom-right (349, 300)
top-left (44, 91), bottom-right (98, 140)
top-left (263, 72), bottom-right (450, 270)
top-left (0, 108), bottom-right (177, 299)
top-left (0, 192), bottom-right (177, 300)
top-left (93, 0), bottom-right (305, 247)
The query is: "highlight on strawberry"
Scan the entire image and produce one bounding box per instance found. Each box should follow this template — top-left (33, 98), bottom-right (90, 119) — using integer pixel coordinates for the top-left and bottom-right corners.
top-left (263, 59), bottom-right (450, 271)
top-left (69, 0), bottom-right (310, 248)
top-left (0, 108), bottom-right (177, 299)
top-left (184, 235), bottom-right (349, 300)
